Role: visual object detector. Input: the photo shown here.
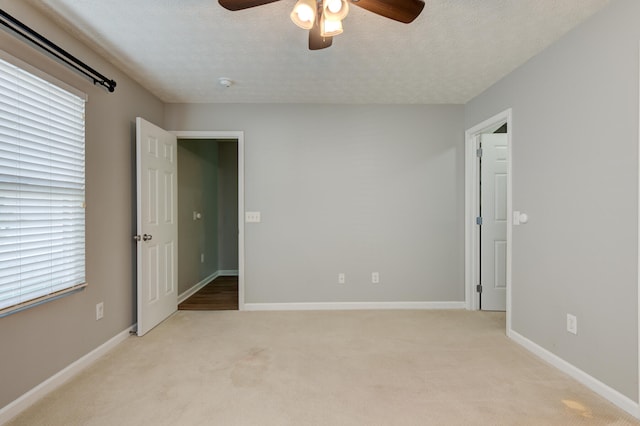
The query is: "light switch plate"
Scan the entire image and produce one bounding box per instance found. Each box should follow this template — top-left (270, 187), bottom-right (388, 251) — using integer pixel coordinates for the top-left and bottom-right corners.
top-left (245, 211), bottom-right (261, 223)
top-left (567, 314), bottom-right (577, 335)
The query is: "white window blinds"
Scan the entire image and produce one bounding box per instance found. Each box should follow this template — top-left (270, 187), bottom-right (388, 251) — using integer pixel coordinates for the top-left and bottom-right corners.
top-left (0, 54), bottom-right (87, 315)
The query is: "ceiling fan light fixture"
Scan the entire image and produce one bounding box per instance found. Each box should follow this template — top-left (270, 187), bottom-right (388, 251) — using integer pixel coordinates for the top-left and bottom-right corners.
top-left (320, 15), bottom-right (343, 37)
top-left (219, 0), bottom-right (425, 50)
top-left (290, 0), bottom-right (317, 30)
top-left (323, 0), bottom-right (349, 21)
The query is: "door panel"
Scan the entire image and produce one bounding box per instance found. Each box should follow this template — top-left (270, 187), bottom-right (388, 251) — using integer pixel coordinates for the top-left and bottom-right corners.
top-left (480, 133), bottom-right (508, 311)
top-left (136, 117), bottom-right (178, 336)
top-left (494, 240), bottom-right (507, 289)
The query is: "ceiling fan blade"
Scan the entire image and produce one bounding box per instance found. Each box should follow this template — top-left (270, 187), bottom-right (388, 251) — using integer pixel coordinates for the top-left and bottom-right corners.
top-left (351, 0), bottom-right (424, 23)
top-left (309, 20), bottom-right (333, 50)
top-left (218, 0), bottom-right (281, 11)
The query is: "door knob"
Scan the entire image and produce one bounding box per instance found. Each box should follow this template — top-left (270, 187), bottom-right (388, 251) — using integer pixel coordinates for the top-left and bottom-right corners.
top-left (143, 234), bottom-right (153, 241)
top-left (133, 235), bottom-right (141, 242)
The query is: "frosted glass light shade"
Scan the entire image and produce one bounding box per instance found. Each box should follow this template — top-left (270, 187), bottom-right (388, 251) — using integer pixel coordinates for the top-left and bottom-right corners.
top-left (323, 0), bottom-right (349, 21)
top-left (320, 15), bottom-right (343, 36)
top-left (290, 0), bottom-right (317, 30)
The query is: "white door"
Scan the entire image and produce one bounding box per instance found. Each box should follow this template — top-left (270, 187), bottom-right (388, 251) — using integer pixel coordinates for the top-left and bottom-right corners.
top-left (479, 133), bottom-right (508, 311)
top-left (135, 117), bottom-right (178, 336)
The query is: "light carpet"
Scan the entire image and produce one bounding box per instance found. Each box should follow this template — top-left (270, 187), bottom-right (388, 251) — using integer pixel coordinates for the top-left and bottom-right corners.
top-left (6, 310), bottom-right (639, 425)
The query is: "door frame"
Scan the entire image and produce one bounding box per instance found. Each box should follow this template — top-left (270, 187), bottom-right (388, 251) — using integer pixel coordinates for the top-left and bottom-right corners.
top-left (464, 109), bottom-right (513, 322)
top-left (637, 42), bottom-right (640, 407)
top-left (171, 130), bottom-right (245, 310)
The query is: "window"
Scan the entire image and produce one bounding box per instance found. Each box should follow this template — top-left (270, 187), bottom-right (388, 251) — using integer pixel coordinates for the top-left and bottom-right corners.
top-left (0, 52), bottom-right (87, 316)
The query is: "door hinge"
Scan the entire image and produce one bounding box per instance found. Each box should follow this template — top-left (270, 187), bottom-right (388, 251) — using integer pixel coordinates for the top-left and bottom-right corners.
top-left (476, 148), bottom-right (483, 158)
top-left (476, 216), bottom-right (483, 225)
top-left (476, 284), bottom-right (483, 293)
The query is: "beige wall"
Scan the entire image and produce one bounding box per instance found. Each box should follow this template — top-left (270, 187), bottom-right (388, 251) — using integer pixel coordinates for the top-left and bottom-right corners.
top-left (0, 2), bottom-right (164, 408)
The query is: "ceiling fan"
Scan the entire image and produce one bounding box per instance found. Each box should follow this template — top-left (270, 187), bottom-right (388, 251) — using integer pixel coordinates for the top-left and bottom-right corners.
top-left (218, 0), bottom-right (425, 50)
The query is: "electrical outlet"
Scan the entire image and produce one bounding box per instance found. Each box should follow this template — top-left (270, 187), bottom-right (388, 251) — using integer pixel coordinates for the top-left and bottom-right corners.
top-left (200, 253), bottom-right (205, 263)
top-left (338, 273), bottom-right (345, 284)
top-left (96, 302), bottom-right (104, 320)
top-left (567, 314), bottom-right (577, 335)
top-left (372, 272), bottom-right (380, 284)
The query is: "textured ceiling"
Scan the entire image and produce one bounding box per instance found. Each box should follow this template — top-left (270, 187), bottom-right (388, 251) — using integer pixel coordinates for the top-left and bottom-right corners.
top-left (28, 0), bottom-right (612, 104)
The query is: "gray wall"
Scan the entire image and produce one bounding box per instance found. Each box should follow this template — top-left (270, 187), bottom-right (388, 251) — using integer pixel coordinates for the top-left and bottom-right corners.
top-left (217, 141), bottom-right (239, 272)
top-left (165, 104), bottom-right (465, 303)
top-left (177, 140), bottom-right (219, 294)
top-left (0, 2), bottom-right (164, 409)
top-left (465, 0), bottom-right (638, 400)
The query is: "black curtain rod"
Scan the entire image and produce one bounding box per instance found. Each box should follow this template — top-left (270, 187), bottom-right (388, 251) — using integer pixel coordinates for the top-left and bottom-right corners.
top-left (0, 9), bottom-right (116, 93)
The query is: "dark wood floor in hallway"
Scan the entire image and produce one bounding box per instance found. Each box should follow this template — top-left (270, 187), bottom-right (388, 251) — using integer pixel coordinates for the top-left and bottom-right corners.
top-left (178, 276), bottom-right (238, 311)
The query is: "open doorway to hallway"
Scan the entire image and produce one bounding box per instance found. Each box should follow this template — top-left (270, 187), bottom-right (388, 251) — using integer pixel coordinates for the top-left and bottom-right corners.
top-left (477, 127), bottom-right (508, 311)
top-left (465, 109), bottom-right (513, 328)
top-left (176, 138), bottom-right (239, 311)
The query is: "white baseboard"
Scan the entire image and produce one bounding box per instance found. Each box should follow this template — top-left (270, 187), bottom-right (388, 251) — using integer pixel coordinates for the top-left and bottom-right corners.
top-left (508, 329), bottom-right (640, 419)
top-left (217, 270), bottom-right (239, 276)
top-left (0, 325), bottom-right (135, 425)
top-left (243, 301), bottom-right (466, 311)
top-left (177, 271), bottom-right (219, 304)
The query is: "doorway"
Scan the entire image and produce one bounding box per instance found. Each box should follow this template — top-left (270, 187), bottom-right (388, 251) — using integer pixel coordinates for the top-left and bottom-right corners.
top-left (173, 131), bottom-right (245, 310)
top-left (465, 110), bottom-right (512, 323)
